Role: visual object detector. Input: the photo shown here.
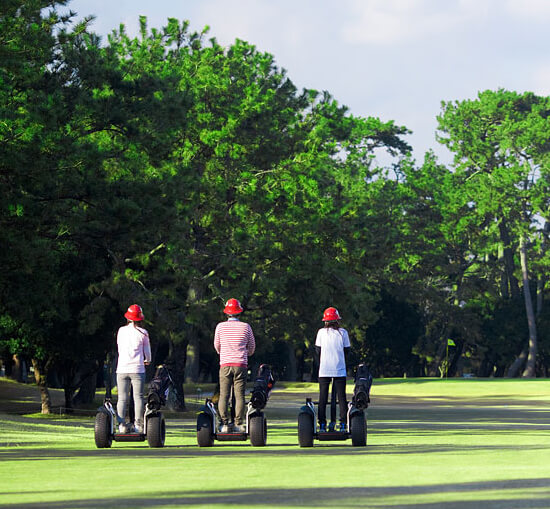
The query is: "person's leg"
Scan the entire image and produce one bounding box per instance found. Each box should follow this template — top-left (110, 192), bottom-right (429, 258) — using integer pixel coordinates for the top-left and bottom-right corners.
top-left (334, 376), bottom-right (348, 426)
top-left (130, 372), bottom-right (146, 430)
top-left (318, 377), bottom-right (331, 427)
top-left (218, 366), bottom-right (232, 425)
top-left (116, 374), bottom-right (131, 425)
top-left (233, 366), bottom-right (247, 426)
top-left (329, 380), bottom-right (337, 430)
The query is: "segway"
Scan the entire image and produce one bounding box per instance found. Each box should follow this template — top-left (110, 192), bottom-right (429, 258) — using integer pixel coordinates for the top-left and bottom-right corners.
top-left (196, 364), bottom-right (275, 447)
top-left (297, 364), bottom-right (372, 447)
top-left (94, 364), bottom-right (173, 448)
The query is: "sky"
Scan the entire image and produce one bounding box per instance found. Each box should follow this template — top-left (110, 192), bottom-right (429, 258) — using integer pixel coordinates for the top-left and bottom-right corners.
top-left (64, 0), bottom-right (550, 165)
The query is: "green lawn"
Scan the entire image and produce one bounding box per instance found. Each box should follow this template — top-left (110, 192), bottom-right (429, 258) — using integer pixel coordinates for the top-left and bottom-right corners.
top-left (1, 377), bottom-right (550, 508)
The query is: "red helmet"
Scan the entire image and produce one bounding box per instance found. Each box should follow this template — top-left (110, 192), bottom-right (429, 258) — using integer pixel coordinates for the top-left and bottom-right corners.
top-left (322, 307), bottom-right (341, 322)
top-left (124, 304), bottom-right (144, 322)
top-left (224, 298), bottom-right (243, 315)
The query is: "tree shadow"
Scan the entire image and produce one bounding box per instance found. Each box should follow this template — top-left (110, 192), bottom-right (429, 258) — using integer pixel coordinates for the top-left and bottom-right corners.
top-left (4, 480), bottom-right (550, 508)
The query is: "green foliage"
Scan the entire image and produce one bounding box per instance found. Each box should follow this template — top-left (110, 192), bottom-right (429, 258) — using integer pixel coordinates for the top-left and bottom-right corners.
top-left (2, 4), bottom-right (550, 392)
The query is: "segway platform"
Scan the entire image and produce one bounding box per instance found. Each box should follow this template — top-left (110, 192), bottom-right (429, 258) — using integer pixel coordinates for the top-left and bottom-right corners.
top-left (113, 431), bottom-right (146, 442)
top-left (215, 429), bottom-right (248, 442)
top-left (316, 430), bottom-right (350, 441)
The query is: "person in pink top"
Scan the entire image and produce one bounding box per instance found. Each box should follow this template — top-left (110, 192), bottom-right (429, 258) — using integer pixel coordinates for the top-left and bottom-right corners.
top-left (214, 298), bottom-right (255, 433)
top-left (116, 304), bottom-right (151, 433)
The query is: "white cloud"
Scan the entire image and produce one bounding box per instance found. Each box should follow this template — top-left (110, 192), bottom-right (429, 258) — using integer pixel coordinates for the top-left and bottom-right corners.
top-left (342, 0), bottom-right (492, 45)
top-left (67, 0), bottom-right (550, 162)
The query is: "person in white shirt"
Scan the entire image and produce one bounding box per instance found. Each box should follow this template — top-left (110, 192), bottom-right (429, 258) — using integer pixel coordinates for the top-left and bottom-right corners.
top-left (315, 307), bottom-right (351, 432)
top-left (116, 304), bottom-right (151, 433)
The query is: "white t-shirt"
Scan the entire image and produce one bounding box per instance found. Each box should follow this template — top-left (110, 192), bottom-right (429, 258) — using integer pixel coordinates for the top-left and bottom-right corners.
top-left (116, 324), bottom-right (152, 374)
top-left (315, 327), bottom-right (351, 377)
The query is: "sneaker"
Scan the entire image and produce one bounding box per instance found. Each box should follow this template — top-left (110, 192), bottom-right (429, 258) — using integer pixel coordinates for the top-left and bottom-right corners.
top-left (319, 423), bottom-right (327, 433)
top-left (339, 422), bottom-right (347, 433)
top-left (134, 424), bottom-right (144, 434)
top-left (232, 424), bottom-right (245, 433)
top-left (220, 424), bottom-right (230, 433)
top-left (119, 423), bottom-right (129, 433)
top-left (328, 421), bottom-right (336, 432)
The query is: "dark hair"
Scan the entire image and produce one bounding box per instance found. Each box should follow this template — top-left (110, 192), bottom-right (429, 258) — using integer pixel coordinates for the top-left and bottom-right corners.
top-left (324, 321), bottom-right (340, 330)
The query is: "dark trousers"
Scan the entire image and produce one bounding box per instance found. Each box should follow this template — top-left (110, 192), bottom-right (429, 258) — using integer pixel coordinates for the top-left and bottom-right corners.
top-left (318, 376), bottom-right (347, 424)
top-left (218, 366), bottom-right (247, 425)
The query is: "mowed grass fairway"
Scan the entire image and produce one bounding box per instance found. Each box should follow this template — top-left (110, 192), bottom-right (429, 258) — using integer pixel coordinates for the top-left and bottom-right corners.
top-left (1, 378), bottom-right (550, 508)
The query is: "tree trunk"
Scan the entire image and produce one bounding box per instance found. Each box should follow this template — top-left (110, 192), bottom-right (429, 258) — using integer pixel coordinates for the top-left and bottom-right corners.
top-left (64, 387), bottom-right (75, 413)
top-left (166, 339), bottom-right (187, 411)
top-left (506, 349), bottom-right (527, 378)
top-left (184, 328), bottom-right (200, 383)
top-left (285, 343), bottom-right (297, 381)
top-left (499, 220), bottom-right (520, 299)
top-left (536, 221), bottom-right (548, 317)
top-left (519, 236), bottom-right (537, 377)
top-left (11, 354), bottom-right (24, 382)
top-left (32, 358), bottom-right (52, 414)
top-left (73, 372), bottom-right (97, 407)
top-left (102, 353), bottom-right (116, 399)
top-left (184, 280), bottom-right (203, 383)
top-left (536, 276), bottom-right (544, 317)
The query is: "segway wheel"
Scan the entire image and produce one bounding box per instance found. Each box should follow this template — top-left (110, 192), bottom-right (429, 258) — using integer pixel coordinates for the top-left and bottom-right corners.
top-left (197, 412), bottom-right (214, 447)
top-left (147, 414), bottom-right (166, 448)
top-left (298, 412), bottom-right (314, 448)
top-left (249, 414), bottom-right (267, 447)
top-left (94, 412), bottom-right (112, 448)
top-left (350, 411), bottom-right (367, 447)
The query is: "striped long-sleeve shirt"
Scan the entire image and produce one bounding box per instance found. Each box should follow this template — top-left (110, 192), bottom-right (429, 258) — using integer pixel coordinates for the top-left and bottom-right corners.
top-left (214, 318), bottom-right (256, 367)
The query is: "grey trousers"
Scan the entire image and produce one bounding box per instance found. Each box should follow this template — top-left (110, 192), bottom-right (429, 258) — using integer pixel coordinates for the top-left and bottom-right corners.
top-left (218, 366), bottom-right (247, 425)
top-left (117, 372), bottom-right (145, 426)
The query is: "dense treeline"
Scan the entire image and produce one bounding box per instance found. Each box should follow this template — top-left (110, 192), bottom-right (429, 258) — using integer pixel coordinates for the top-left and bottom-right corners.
top-left (2, 1), bottom-right (550, 412)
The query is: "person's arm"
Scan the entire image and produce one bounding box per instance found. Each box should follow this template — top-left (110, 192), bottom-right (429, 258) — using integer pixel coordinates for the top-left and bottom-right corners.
top-left (214, 324), bottom-right (221, 354)
top-left (315, 329), bottom-right (323, 365)
top-left (343, 346), bottom-right (350, 367)
top-left (247, 325), bottom-right (256, 356)
top-left (143, 330), bottom-right (152, 365)
top-left (342, 329), bottom-right (351, 371)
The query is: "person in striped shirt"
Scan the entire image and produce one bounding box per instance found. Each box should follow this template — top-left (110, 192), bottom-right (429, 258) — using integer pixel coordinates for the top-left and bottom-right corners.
top-left (214, 298), bottom-right (256, 433)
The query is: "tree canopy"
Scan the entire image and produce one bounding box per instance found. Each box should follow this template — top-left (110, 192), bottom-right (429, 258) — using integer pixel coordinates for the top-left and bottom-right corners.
top-left (2, 2), bottom-right (550, 412)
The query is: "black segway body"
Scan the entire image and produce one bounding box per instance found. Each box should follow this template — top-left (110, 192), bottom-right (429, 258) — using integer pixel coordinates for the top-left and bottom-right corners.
top-left (196, 398), bottom-right (268, 446)
top-left (297, 366), bottom-right (372, 448)
top-left (196, 364), bottom-right (274, 447)
top-left (298, 398), bottom-right (366, 447)
top-left (196, 399), bottom-right (247, 445)
top-left (94, 365), bottom-right (172, 448)
top-left (94, 398), bottom-right (166, 448)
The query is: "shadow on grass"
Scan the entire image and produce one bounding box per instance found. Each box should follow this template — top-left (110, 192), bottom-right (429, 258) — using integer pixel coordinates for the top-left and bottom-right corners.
top-left (4, 479), bottom-right (550, 508)
top-left (2, 438), bottom-right (550, 460)
top-left (2, 413), bottom-right (550, 461)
